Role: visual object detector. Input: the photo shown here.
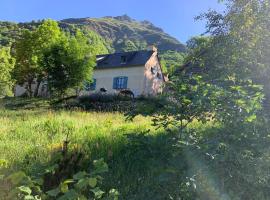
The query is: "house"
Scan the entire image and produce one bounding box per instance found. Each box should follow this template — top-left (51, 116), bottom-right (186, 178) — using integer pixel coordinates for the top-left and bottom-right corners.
top-left (81, 46), bottom-right (165, 97)
top-left (14, 46), bottom-right (165, 97)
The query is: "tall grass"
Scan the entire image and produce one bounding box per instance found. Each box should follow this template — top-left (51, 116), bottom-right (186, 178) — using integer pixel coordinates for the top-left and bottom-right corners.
top-left (0, 105), bottom-right (154, 172)
top-left (0, 98), bottom-right (211, 199)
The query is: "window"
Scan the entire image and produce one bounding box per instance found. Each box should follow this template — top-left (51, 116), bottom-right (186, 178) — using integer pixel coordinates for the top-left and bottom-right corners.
top-left (113, 77), bottom-right (128, 89)
top-left (157, 72), bottom-right (161, 79)
top-left (121, 56), bottom-right (127, 64)
top-left (151, 66), bottom-right (158, 75)
top-left (84, 79), bottom-right (96, 91)
top-left (151, 67), bottom-right (155, 74)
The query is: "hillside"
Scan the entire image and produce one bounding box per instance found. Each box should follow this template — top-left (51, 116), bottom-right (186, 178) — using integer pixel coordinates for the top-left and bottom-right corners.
top-left (61, 15), bottom-right (186, 53)
top-left (0, 15), bottom-right (186, 71)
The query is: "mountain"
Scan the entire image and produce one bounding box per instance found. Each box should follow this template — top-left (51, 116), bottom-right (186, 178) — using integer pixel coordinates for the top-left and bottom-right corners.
top-left (60, 15), bottom-right (186, 53)
top-left (0, 15), bottom-right (186, 72)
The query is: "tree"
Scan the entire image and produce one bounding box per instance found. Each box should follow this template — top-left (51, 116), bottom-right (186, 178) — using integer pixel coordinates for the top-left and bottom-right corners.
top-left (42, 31), bottom-right (96, 96)
top-left (83, 29), bottom-right (109, 55)
top-left (0, 47), bottom-right (15, 97)
top-left (199, 0), bottom-right (270, 103)
top-left (13, 19), bottom-right (62, 97)
top-left (159, 50), bottom-right (185, 75)
top-left (121, 40), bottom-right (138, 52)
top-left (127, 1), bottom-right (267, 198)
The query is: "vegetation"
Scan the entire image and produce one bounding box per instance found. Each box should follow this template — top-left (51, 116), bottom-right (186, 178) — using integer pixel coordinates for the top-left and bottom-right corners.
top-left (159, 50), bottom-right (185, 74)
top-left (0, 47), bottom-right (15, 97)
top-left (0, 15), bottom-right (186, 74)
top-left (12, 20), bottom-right (62, 97)
top-left (12, 20), bottom-right (106, 97)
top-left (0, 98), bottom-right (158, 199)
top-left (1, 0), bottom-right (270, 199)
top-left (42, 31), bottom-right (96, 96)
top-left (61, 15), bottom-right (186, 53)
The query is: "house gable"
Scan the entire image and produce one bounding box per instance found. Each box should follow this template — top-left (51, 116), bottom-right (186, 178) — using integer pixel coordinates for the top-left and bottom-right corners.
top-left (143, 50), bottom-right (165, 95)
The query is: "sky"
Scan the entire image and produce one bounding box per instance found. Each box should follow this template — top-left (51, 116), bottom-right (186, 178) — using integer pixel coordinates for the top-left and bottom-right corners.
top-left (0, 0), bottom-right (226, 43)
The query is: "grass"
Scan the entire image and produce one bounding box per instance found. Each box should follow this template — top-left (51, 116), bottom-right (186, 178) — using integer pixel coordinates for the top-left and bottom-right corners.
top-left (0, 98), bottom-right (154, 172)
top-left (0, 97), bottom-right (211, 199)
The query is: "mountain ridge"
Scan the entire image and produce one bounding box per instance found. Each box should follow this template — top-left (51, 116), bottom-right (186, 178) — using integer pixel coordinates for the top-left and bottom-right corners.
top-left (60, 15), bottom-right (186, 53)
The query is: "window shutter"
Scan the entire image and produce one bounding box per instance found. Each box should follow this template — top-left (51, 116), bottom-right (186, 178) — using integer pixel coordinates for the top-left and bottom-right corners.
top-left (124, 77), bottom-right (128, 89)
top-left (113, 77), bottom-right (117, 89)
top-left (94, 79), bottom-right (97, 89)
top-left (90, 79), bottom-right (96, 90)
top-left (84, 81), bottom-right (90, 91)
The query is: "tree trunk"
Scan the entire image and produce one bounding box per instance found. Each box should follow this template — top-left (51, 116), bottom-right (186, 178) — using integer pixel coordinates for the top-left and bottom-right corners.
top-left (34, 79), bottom-right (41, 97)
top-left (27, 79), bottom-right (33, 97)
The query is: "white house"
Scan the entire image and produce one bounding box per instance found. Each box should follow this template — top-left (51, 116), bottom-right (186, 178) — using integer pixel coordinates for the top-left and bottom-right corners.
top-left (14, 46), bottom-right (166, 97)
top-left (81, 46), bottom-right (165, 97)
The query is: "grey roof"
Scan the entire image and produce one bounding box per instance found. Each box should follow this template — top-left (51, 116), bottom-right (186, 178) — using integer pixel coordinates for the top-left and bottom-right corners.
top-left (95, 50), bottom-right (154, 69)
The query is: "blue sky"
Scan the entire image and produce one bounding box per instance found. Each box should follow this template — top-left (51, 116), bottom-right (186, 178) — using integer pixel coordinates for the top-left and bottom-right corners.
top-left (0, 0), bottom-right (226, 43)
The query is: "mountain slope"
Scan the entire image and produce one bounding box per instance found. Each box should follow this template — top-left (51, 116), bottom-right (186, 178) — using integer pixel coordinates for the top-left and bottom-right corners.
top-left (60, 15), bottom-right (186, 53)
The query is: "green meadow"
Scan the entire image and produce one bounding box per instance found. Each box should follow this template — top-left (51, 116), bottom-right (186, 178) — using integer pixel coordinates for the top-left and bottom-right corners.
top-left (1, 98), bottom-right (195, 199)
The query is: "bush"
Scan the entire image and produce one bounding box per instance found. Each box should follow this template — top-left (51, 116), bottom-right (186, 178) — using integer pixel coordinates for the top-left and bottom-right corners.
top-left (78, 94), bottom-right (132, 103)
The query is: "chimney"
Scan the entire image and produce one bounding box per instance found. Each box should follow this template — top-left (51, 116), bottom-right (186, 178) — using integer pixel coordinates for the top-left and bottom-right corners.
top-left (147, 45), bottom-right (157, 52)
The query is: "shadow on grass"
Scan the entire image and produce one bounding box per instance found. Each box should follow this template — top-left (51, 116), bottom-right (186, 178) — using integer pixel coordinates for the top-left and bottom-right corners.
top-left (1, 97), bottom-right (51, 111)
top-left (0, 96), bottom-right (163, 117)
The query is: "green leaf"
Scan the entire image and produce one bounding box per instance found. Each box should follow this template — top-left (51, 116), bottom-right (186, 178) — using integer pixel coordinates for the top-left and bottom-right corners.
top-left (88, 177), bottom-right (97, 188)
top-left (90, 187), bottom-right (105, 199)
top-left (33, 178), bottom-right (43, 186)
top-left (46, 187), bottom-right (60, 197)
top-left (246, 114), bottom-right (257, 122)
top-left (45, 164), bottom-right (58, 173)
top-left (60, 182), bottom-right (69, 193)
top-left (63, 179), bottom-right (74, 184)
top-left (7, 171), bottom-right (27, 185)
top-left (108, 189), bottom-right (120, 199)
top-left (24, 195), bottom-right (35, 200)
top-left (75, 178), bottom-right (89, 190)
top-left (57, 189), bottom-right (80, 200)
top-left (73, 171), bottom-right (87, 180)
top-left (18, 186), bottom-right (32, 195)
top-left (92, 158), bottom-right (108, 175)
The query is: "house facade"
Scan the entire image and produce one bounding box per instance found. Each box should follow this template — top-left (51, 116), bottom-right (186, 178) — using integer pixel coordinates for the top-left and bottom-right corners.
top-left (81, 46), bottom-right (165, 97)
top-left (14, 46), bottom-right (165, 97)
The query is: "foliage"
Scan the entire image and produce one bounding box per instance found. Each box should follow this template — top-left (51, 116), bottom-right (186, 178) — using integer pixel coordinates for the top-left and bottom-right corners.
top-left (12, 20), bottom-right (62, 97)
top-left (159, 50), bottom-right (186, 75)
top-left (12, 20), bottom-right (108, 97)
top-left (61, 15), bottom-right (186, 53)
top-left (0, 22), bottom-right (22, 47)
top-left (61, 25), bottom-right (110, 55)
top-left (198, 0), bottom-right (270, 101)
top-left (1, 157), bottom-right (118, 200)
top-left (2, 1), bottom-right (270, 199)
top-left (42, 30), bottom-right (96, 96)
top-left (0, 16), bottom-right (186, 77)
top-left (0, 47), bottom-right (15, 97)
top-left (125, 1), bottom-right (268, 199)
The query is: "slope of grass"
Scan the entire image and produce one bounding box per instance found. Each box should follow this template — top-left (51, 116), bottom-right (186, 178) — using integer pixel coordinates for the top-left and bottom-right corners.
top-left (0, 98), bottom-right (210, 199)
top-left (0, 98), bottom-right (154, 172)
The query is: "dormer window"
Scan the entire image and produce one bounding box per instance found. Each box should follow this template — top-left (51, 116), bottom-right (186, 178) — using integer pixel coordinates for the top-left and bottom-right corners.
top-left (121, 56), bottom-right (127, 64)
